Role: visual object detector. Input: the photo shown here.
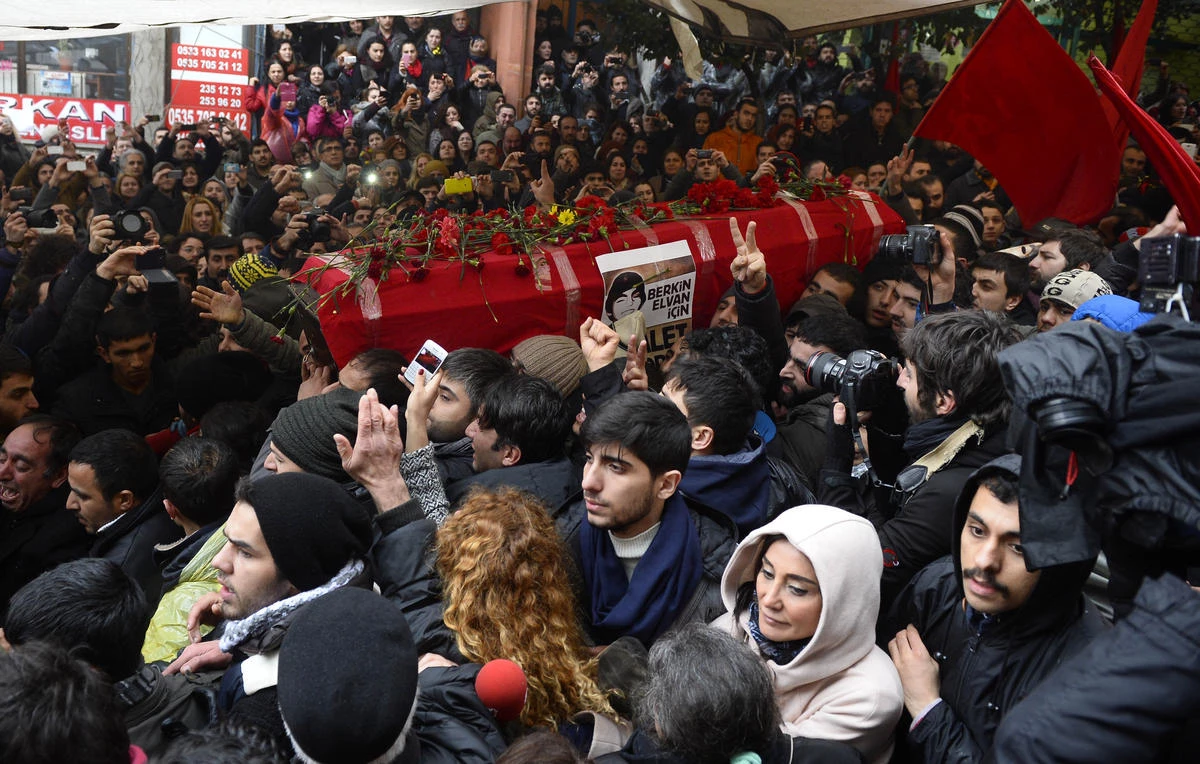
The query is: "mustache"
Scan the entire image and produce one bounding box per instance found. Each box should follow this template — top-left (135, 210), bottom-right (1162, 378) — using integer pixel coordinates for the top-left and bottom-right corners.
top-left (963, 568), bottom-right (1009, 596)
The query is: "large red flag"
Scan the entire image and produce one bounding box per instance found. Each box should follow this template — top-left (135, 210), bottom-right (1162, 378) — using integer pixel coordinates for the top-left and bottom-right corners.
top-left (913, 0), bottom-right (1119, 225)
top-left (1090, 55), bottom-right (1200, 229)
top-left (1101, 0), bottom-right (1158, 141)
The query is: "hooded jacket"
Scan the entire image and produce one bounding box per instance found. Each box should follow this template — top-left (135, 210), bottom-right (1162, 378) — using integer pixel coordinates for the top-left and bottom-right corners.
top-left (885, 455), bottom-right (1105, 764)
top-left (713, 506), bottom-right (904, 764)
top-left (678, 436), bottom-right (772, 539)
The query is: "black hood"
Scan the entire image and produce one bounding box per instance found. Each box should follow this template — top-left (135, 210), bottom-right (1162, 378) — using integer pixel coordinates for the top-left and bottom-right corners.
top-left (951, 454), bottom-right (1095, 638)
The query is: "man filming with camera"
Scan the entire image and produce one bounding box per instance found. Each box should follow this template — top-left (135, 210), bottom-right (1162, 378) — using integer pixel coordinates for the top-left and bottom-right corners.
top-left (821, 310), bottom-right (1021, 608)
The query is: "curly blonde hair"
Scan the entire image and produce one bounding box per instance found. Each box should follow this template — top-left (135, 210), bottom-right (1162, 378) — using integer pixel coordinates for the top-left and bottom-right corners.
top-left (436, 486), bottom-right (614, 728)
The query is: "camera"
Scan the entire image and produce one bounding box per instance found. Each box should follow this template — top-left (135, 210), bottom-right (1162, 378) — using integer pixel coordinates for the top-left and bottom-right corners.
top-left (112, 210), bottom-right (150, 243)
top-left (1136, 234), bottom-right (1198, 315)
top-left (697, 149), bottom-right (713, 160)
top-left (877, 224), bottom-right (941, 266)
top-left (16, 207), bottom-right (58, 228)
top-left (804, 349), bottom-right (899, 415)
top-left (295, 210), bottom-right (331, 249)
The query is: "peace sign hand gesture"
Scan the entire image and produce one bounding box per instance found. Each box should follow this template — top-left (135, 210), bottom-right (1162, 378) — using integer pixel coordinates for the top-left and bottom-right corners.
top-left (728, 217), bottom-right (767, 295)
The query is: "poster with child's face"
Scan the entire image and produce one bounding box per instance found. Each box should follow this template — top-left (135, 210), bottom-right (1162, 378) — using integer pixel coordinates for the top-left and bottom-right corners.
top-left (596, 241), bottom-right (696, 368)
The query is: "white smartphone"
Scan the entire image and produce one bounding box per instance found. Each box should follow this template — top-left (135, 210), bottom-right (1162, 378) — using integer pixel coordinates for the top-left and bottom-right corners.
top-left (342, 54), bottom-right (357, 66)
top-left (66, 160), bottom-right (87, 172)
top-left (46, 145), bottom-right (64, 155)
top-left (404, 339), bottom-right (448, 385)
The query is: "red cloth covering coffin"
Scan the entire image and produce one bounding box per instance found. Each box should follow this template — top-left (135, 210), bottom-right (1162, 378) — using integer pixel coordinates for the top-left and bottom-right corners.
top-left (305, 194), bottom-right (904, 368)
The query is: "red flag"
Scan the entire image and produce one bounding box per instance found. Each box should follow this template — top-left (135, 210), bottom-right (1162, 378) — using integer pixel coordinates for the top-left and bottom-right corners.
top-left (1090, 55), bottom-right (1200, 229)
top-left (1101, 0), bottom-right (1158, 140)
top-left (884, 23), bottom-right (901, 95)
top-left (913, 0), bottom-right (1119, 225)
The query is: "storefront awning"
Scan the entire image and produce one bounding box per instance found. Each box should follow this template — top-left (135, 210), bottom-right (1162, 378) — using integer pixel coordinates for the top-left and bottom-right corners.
top-left (2, 1), bottom-right (979, 42)
top-left (0, 2), bottom-right (497, 41)
top-left (640, 0), bottom-right (981, 44)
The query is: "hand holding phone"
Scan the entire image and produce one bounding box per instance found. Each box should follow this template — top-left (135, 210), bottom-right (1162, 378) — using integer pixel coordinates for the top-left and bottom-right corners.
top-left (404, 340), bottom-right (448, 385)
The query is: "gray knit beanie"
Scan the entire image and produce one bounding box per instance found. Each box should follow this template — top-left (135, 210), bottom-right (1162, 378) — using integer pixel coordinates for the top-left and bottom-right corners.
top-left (270, 387), bottom-right (362, 480)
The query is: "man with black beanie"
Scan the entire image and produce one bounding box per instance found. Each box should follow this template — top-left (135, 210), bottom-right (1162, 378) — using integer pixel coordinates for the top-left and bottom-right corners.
top-left (164, 472), bottom-right (374, 752)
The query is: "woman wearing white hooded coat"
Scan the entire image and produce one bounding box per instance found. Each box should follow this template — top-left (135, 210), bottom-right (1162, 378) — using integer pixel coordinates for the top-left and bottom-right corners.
top-left (712, 505), bottom-right (904, 764)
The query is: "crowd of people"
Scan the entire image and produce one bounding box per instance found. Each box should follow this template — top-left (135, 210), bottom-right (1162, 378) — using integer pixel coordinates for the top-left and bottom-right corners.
top-left (0, 6), bottom-right (1198, 764)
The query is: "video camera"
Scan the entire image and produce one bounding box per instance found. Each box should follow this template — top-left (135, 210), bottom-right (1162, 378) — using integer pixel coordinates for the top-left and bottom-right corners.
top-left (1136, 233), bottom-right (1198, 316)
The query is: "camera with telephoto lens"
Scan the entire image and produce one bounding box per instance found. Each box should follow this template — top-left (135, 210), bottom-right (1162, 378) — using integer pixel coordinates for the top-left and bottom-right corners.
top-left (877, 224), bottom-right (941, 266)
top-left (16, 207), bottom-right (58, 229)
top-left (1136, 233), bottom-right (1198, 315)
top-left (112, 209), bottom-right (150, 243)
top-left (804, 349), bottom-right (899, 414)
top-left (295, 210), bottom-right (331, 249)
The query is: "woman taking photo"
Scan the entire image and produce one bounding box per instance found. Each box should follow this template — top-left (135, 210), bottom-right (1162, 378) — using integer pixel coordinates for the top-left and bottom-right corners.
top-left (713, 505), bottom-right (903, 764)
top-left (428, 103), bottom-right (467, 154)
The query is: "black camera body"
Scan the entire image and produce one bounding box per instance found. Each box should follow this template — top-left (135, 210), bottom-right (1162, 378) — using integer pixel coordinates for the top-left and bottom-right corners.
top-left (1137, 233), bottom-right (1198, 314)
top-left (112, 209), bottom-right (150, 243)
top-left (295, 210), bottom-right (331, 249)
top-left (804, 349), bottom-right (899, 414)
top-left (17, 207), bottom-right (58, 229)
top-left (877, 225), bottom-right (941, 266)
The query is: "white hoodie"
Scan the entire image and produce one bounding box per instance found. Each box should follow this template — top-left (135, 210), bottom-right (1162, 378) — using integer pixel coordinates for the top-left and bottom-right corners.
top-left (712, 505), bottom-right (903, 764)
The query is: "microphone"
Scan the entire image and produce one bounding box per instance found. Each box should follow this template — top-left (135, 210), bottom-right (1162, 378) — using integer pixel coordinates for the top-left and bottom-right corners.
top-left (474, 659), bottom-right (527, 722)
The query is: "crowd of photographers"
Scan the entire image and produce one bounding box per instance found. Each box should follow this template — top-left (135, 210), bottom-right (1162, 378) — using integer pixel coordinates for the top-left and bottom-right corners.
top-left (0, 7), bottom-right (1198, 764)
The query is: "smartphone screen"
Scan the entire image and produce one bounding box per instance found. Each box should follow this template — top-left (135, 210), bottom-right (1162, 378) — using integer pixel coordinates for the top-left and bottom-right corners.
top-left (404, 340), bottom-right (447, 384)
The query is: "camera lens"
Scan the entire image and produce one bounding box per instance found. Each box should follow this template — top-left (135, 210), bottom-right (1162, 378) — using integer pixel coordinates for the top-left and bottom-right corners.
top-left (113, 210), bottom-right (149, 243)
top-left (803, 351), bottom-right (846, 396)
top-left (877, 233), bottom-right (911, 261)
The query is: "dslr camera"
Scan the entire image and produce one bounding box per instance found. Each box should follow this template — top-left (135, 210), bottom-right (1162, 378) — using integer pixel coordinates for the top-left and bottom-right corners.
top-left (803, 349), bottom-right (899, 417)
top-left (112, 210), bottom-right (150, 243)
top-left (1136, 233), bottom-right (1198, 315)
top-left (295, 210), bottom-right (331, 249)
top-left (877, 224), bottom-right (941, 266)
top-left (16, 207), bottom-right (59, 229)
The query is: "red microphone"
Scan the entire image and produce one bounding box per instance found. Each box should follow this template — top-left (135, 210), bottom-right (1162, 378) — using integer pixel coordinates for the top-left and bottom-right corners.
top-left (474, 659), bottom-right (527, 722)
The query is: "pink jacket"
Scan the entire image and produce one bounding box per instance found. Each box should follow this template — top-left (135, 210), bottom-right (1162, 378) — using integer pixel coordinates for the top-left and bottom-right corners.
top-left (261, 99), bottom-right (308, 164)
top-left (306, 104), bottom-right (351, 139)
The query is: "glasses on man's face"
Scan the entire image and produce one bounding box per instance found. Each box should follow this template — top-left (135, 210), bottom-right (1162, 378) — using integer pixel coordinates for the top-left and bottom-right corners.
top-left (323, 145), bottom-right (343, 154)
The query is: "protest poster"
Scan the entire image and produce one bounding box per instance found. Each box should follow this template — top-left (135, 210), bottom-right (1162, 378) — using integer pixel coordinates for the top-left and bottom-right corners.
top-left (595, 240), bottom-right (695, 368)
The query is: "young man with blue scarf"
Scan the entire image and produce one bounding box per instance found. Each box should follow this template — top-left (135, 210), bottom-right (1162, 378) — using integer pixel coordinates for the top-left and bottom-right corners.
top-left (553, 392), bottom-right (737, 649)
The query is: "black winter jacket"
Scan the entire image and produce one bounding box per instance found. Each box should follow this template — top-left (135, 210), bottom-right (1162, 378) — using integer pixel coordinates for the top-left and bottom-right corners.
top-left (876, 419), bottom-right (1010, 609)
top-left (0, 486), bottom-right (90, 621)
top-left (445, 457), bottom-right (581, 511)
top-left (987, 572), bottom-right (1200, 764)
top-left (91, 489), bottom-right (182, 603)
top-left (885, 455), bottom-right (1105, 764)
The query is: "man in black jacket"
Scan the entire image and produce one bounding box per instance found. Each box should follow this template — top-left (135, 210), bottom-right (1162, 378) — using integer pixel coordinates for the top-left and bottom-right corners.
top-left (824, 310), bottom-right (1021, 608)
top-left (444, 374), bottom-right (578, 509)
top-left (52, 305), bottom-right (180, 437)
top-left (885, 455), bottom-right (1103, 762)
top-left (67, 429), bottom-right (180, 601)
top-left (0, 415), bottom-right (88, 619)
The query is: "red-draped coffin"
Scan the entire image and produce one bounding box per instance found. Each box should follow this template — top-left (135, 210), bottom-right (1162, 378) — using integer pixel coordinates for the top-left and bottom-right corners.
top-left (306, 194), bottom-right (903, 367)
